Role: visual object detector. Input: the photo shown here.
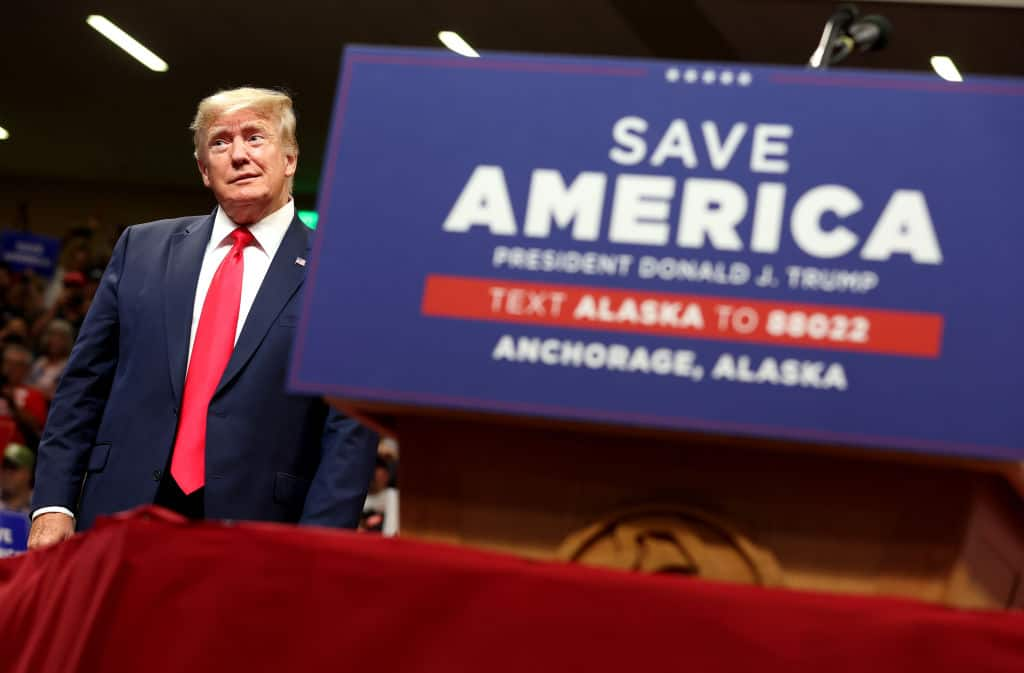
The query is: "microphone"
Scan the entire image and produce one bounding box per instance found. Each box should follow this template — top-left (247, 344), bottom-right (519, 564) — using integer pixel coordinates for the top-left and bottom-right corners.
top-left (850, 15), bottom-right (892, 51)
top-left (830, 15), bottom-right (893, 63)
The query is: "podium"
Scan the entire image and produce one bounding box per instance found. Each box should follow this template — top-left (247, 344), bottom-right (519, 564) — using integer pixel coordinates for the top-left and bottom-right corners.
top-left (330, 402), bottom-right (1024, 609)
top-left (295, 47), bottom-right (1024, 609)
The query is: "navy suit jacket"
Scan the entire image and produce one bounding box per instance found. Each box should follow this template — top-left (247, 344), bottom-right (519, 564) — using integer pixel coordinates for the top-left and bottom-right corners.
top-left (32, 211), bottom-right (377, 531)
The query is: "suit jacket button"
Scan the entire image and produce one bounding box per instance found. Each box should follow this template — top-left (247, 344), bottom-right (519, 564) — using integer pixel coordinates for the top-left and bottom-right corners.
top-left (152, 469), bottom-right (163, 481)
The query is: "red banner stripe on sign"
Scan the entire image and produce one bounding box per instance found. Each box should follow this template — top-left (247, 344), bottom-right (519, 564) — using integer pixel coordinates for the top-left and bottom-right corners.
top-left (421, 274), bottom-right (944, 358)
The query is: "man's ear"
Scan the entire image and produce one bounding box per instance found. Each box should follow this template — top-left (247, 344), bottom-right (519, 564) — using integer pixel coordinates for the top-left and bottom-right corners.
top-left (196, 154), bottom-right (212, 188)
top-left (284, 151), bottom-right (298, 178)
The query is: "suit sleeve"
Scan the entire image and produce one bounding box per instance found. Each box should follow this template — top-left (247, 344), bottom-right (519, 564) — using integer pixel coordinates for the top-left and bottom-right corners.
top-left (299, 407), bottom-right (378, 528)
top-left (31, 228), bottom-right (129, 515)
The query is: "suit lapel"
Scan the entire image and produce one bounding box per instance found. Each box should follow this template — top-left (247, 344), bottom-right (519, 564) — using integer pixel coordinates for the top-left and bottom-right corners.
top-left (214, 215), bottom-right (310, 397)
top-left (164, 213), bottom-right (215, 404)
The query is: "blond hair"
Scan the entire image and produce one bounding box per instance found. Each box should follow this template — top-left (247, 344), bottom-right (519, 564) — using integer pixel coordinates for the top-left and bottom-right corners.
top-left (190, 87), bottom-right (298, 163)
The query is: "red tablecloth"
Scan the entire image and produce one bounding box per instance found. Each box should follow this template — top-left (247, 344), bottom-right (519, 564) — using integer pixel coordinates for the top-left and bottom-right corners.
top-left (2, 507), bottom-right (1022, 672)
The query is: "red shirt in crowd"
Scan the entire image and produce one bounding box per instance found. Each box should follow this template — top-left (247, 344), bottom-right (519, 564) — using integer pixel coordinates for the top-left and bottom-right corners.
top-left (0, 385), bottom-right (48, 444)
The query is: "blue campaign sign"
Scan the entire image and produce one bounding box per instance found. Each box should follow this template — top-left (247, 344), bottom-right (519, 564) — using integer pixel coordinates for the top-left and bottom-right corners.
top-left (0, 509), bottom-right (30, 557)
top-left (1, 231), bottom-right (60, 277)
top-left (290, 46), bottom-right (1024, 461)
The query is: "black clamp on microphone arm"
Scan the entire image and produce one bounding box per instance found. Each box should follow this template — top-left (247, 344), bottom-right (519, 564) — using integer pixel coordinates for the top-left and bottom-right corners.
top-left (808, 4), bottom-right (893, 69)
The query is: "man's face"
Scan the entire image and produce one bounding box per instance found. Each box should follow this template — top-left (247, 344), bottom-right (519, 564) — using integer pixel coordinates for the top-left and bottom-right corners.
top-left (3, 318), bottom-right (28, 341)
top-left (46, 329), bottom-right (73, 357)
top-left (197, 109), bottom-right (297, 225)
top-left (1, 350), bottom-right (29, 385)
top-left (0, 459), bottom-right (30, 495)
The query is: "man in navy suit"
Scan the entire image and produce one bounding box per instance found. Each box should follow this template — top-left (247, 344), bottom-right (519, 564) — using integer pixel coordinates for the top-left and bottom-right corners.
top-left (29, 87), bottom-right (376, 548)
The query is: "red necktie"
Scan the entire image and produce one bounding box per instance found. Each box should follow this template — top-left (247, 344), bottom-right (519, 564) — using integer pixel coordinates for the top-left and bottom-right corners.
top-left (171, 227), bottom-right (256, 494)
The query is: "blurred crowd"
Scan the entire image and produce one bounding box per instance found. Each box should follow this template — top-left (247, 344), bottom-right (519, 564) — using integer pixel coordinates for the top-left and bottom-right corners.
top-left (1, 224), bottom-right (115, 514)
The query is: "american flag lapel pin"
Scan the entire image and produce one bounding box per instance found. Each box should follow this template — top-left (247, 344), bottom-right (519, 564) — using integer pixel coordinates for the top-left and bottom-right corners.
top-left (295, 257), bottom-right (306, 267)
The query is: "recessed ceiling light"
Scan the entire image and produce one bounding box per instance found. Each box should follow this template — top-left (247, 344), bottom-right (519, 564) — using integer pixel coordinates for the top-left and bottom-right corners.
top-left (86, 15), bottom-right (168, 72)
top-left (0, 126), bottom-right (9, 141)
top-left (930, 56), bottom-right (962, 82)
top-left (438, 31), bottom-right (479, 58)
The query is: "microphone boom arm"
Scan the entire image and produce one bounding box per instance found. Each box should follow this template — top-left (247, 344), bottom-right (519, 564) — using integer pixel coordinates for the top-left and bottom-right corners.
top-left (808, 6), bottom-right (893, 69)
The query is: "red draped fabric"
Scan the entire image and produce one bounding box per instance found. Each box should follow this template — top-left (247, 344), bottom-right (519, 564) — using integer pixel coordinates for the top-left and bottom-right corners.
top-left (2, 507), bottom-right (1022, 673)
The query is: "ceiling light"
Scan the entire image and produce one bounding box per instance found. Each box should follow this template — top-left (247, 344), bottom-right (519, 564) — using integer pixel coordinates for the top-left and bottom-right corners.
top-left (86, 15), bottom-right (168, 72)
top-left (930, 56), bottom-right (962, 82)
top-left (438, 31), bottom-right (479, 58)
top-left (0, 126), bottom-right (9, 141)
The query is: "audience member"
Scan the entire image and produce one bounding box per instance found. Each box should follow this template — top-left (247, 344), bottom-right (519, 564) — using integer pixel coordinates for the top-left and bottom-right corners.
top-left (83, 266), bottom-right (105, 306)
top-left (43, 235), bottom-right (91, 310)
top-left (361, 451), bottom-right (399, 536)
top-left (0, 316), bottom-right (30, 348)
top-left (28, 319), bottom-right (74, 399)
top-left (378, 436), bottom-right (400, 488)
top-left (0, 442), bottom-right (35, 513)
top-left (0, 344), bottom-right (47, 448)
top-left (3, 271), bottom-right (45, 329)
top-left (32, 270), bottom-right (90, 336)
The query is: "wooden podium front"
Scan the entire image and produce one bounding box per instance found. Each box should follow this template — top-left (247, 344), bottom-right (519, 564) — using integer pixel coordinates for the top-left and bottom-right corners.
top-left (339, 401), bottom-right (1024, 610)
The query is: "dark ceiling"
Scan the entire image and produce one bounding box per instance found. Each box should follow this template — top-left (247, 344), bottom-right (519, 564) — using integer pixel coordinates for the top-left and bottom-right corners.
top-left (1, 0), bottom-right (1021, 200)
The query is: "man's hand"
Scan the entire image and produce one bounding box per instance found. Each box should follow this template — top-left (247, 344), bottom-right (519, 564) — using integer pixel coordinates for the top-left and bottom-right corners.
top-left (28, 512), bottom-right (75, 550)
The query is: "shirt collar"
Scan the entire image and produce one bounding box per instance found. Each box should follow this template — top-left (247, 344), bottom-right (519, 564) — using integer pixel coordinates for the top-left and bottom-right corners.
top-left (210, 199), bottom-right (294, 261)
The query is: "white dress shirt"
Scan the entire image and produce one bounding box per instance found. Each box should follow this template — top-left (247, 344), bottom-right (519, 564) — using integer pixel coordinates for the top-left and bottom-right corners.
top-left (33, 200), bottom-right (295, 522)
top-left (188, 200), bottom-right (293, 364)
